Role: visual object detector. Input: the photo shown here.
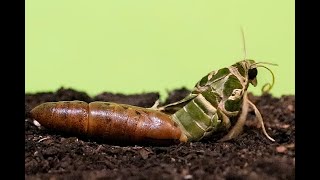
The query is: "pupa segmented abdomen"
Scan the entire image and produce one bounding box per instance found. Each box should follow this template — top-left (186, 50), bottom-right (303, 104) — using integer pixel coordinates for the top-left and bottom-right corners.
top-left (30, 101), bottom-right (186, 144)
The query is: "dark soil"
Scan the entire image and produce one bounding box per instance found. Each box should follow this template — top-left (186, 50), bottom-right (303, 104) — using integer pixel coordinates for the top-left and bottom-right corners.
top-left (25, 87), bottom-right (295, 180)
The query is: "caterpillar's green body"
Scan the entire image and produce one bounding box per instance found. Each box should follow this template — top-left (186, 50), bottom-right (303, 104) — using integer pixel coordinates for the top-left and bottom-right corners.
top-left (161, 59), bottom-right (270, 142)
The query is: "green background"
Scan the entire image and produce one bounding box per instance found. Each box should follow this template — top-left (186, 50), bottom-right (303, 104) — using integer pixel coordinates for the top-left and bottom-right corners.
top-left (26, 0), bottom-right (294, 99)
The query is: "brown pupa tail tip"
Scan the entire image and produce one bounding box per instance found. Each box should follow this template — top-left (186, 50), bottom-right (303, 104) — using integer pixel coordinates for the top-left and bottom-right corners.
top-left (179, 134), bottom-right (188, 143)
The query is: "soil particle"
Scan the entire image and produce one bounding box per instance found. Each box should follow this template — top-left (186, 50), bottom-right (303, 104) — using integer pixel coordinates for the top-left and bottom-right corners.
top-left (25, 88), bottom-right (295, 180)
top-left (93, 91), bottom-right (160, 108)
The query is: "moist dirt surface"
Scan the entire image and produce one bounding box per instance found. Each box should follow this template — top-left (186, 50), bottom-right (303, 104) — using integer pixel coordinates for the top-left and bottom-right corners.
top-left (25, 88), bottom-right (295, 180)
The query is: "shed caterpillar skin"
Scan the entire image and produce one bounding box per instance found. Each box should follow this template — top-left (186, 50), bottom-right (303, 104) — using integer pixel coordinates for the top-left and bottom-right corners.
top-left (30, 59), bottom-right (276, 145)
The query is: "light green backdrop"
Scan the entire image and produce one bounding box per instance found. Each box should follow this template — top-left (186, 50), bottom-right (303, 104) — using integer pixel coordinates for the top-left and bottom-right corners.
top-left (26, 1), bottom-right (294, 99)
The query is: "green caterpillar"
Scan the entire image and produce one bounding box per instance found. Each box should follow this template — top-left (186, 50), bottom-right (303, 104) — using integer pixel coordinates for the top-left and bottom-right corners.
top-left (157, 59), bottom-right (276, 142)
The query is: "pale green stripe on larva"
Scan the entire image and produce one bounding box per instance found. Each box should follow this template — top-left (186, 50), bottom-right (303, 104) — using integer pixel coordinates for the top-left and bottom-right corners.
top-left (173, 105), bottom-right (206, 141)
top-left (172, 93), bottom-right (224, 141)
top-left (194, 94), bottom-right (217, 116)
top-left (194, 94), bottom-right (222, 134)
top-left (185, 101), bottom-right (211, 127)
